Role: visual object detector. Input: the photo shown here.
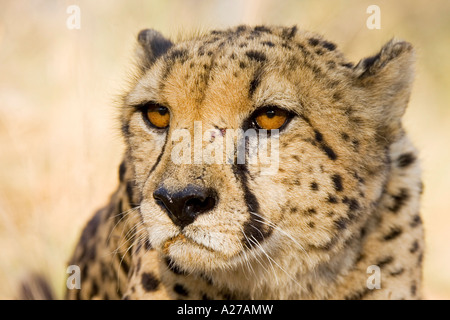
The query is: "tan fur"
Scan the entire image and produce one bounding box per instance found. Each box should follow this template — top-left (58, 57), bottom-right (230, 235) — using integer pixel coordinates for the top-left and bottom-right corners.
top-left (66, 25), bottom-right (424, 300)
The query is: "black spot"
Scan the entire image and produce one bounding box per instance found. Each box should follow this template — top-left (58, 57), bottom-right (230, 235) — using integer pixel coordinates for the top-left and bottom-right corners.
top-left (332, 174), bottom-right (343, 192)
top-left (327, 194), bottom-right (339, 204)
top-left (339, 134), bottom-right (349, 143)
top-left (174, 284), bottom-right (189, 297)
top-left (410, 215), bottom-right (422, 228)
top-left (236, 25), bottom-right (247, 33)
top-left (397, 152), bottom-right (416, 168)
top-left (207, 50), bottom-right (214, 56)
top-left (388, 188), bottom-right (409, 213)
top-left (249, 70), bottom-right (262, 97)
top-left (308, 38), bottom-right (320, 46)
top-left (315, 49), bottom-right (324, 55)
top-left (314, 130), bottom-right (323, 142)
top-left (262, 41), bottom-right (275, 47)
top-left (377, 256), bottom-right (394, 267)
top-left (308, 221), bottom-right (315, 228)
top-left (282, 26), bottom-right (297, 39)
top-left (168, 49), bottom-right (188, 63)
top-left (409, 240), bottom-right (419, 254)
top-left (141, 272), bottom-right (160, 292)
top-left (383, 227), bottom-right (403, 241)
top-left (290, 207), bottom-right (298, 213)
top-left (239, 61), bottom-right (246, 69)
top-left (292, 155), bottom-right (300, 162)
top-left (334, 217), bottom-right (347, 230)
top-left (342, 197), bottom-right (359, 211)
top-left (321, 144), bottom-right (337, 160)
top-left (202, 293), bottom-right (212, 300)
top-left (245, 50), bottom-right (267, 63)
top-left (417, 252), bottom-right (424, 267)
top-left (332, 92), bottom-right (342, 101)
top-left (305, 208), bottom-right (317, 216)
top-left (254, 25), bottom-right (272, 33)
top-left (322, 41), bottom-right (336, 51)
top-left (310, 182), bottom-right (319, 191)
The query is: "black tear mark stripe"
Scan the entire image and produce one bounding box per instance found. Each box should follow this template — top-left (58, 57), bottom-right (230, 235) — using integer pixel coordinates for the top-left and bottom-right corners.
top-left (147, 133), bottom-right (169, 179)
top-left (232, 164), bottom-right (271, 248)
top-left (119, 160), bottom-right (126, 182)
top-left (301, 116), bottom-right (338, 160)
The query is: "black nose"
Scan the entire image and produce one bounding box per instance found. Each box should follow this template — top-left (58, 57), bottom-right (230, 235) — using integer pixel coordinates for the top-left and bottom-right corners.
top-left (153, 185), bottom-right (217, 228)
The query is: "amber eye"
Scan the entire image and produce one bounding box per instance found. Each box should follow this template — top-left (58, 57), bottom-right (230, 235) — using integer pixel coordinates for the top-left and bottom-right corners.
top-left (253, 107), bottom-right (290, 130)
top-left (143, 104), bottom-right (170, 129)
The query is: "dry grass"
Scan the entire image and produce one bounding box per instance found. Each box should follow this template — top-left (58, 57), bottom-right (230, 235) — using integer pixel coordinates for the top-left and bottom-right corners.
top-left (1, 0), bottom-right (449, 299)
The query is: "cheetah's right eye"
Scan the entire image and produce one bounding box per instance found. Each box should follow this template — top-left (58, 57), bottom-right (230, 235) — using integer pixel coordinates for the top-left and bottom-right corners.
top-left (141, 103), bottom-right (170, 129)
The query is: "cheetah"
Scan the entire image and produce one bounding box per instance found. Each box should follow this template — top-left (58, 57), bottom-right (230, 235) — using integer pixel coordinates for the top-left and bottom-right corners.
top-left (65, 25), bottom-right (424, 300)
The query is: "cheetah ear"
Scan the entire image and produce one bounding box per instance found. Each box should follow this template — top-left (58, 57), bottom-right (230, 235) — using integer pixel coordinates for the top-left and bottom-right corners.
top-left (135, 29), bottom-right (173, 72)
top-left (354, 39), bottom-right (415, 142)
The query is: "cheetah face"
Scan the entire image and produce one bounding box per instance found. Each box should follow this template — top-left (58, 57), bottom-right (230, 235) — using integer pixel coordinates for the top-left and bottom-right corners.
top-left (122, 26), bottom-right (415, 274)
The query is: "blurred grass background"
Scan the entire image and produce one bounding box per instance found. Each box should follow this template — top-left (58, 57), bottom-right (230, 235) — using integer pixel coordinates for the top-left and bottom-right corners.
top-left (0, 0), bottom-right (449, 299)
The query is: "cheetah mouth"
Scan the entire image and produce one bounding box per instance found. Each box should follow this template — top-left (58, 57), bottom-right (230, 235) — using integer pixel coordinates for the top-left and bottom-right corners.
top-left (162, 233), bottom-right (219, 255)
top-left (158, 230), bottom-right (245, 271)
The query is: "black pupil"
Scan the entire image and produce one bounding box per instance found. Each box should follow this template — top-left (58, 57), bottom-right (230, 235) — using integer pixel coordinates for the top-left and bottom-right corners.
top-left (266, 110), bottom-right (276, 118)
top-left (157, 107), bottom-right (168, 116)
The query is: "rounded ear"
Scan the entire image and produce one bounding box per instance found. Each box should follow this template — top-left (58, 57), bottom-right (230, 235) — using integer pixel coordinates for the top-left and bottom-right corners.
top-left (354, 39), bottom-right (416, 143)
top-left (135, 29), bottom-right (173, 72)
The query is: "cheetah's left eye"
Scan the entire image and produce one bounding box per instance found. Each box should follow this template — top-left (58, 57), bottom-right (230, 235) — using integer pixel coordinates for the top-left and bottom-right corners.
top-left (252, 106), bottom-right (291, 130)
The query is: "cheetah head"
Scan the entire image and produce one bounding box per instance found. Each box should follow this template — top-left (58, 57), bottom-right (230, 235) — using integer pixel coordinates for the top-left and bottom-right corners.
top-left (120, 26), bottom-right (415, 275)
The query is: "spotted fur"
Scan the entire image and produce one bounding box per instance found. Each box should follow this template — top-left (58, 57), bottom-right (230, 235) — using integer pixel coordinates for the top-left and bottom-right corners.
top-left (66, 25), bottom-right (424, 300)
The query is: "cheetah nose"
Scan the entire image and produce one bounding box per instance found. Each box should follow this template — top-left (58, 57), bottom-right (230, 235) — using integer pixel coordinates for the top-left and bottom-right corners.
top-left (153, 185), bottom-right (217, 228)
